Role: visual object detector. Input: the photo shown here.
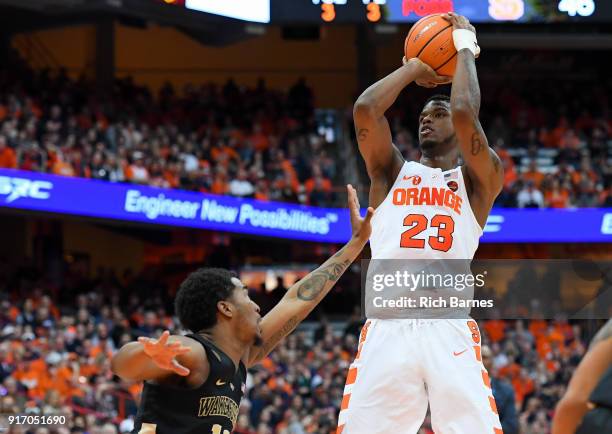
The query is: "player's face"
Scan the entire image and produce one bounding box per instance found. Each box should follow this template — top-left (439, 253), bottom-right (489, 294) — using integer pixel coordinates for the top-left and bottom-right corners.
top-left (418, 101), bottom-right (455, 151)
top-left (229, 277), bottom-right (263, 345)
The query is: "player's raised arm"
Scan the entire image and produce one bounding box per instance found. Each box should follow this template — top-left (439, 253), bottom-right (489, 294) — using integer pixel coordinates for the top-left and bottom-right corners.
top-left (354, 58), bottom-right (449, 193)
top-left (111, 330), bottom-right (206, 382)
top-left (445, 13), bottom-right (503, 213)
top-left (552, 320), bottom-right (612, 434)
top-left (244, 185), bottom-right (373, 367)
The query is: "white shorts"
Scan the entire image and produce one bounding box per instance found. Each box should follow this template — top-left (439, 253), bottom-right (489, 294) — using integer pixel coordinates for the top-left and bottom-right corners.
top-left (337, 319), bottom-right (503, 434)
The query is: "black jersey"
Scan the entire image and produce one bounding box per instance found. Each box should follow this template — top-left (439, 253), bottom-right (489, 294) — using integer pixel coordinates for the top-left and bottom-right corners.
top-left (132, 334), bottom-right (247, 434)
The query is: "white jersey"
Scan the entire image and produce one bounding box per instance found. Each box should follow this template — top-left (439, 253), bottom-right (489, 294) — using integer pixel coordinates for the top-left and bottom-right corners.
top-left (370, 161), bottom-right (482, 261)
top-left (337, 161), bottom-right (503, 434)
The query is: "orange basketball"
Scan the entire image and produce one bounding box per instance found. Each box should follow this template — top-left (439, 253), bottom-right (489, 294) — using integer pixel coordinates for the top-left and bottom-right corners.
top-left (404, 14), bottom-right (457, 77)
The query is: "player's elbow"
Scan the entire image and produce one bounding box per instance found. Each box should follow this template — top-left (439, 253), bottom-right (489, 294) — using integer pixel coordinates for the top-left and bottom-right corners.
top-left (353, 97), bottom-right (378, 123)
top-left (110, 345), bottom-right (138, 381)
top-left (557, 391), bottom-right (589, 413)
top-left (110, 354), bottom-right (125, 378)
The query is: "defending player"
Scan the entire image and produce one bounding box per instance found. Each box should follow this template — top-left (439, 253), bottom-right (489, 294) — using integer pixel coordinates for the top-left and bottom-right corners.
top-left (337, 13), bottom-right (504, 433)
top-left (111, 185), bottom-right (373, 434)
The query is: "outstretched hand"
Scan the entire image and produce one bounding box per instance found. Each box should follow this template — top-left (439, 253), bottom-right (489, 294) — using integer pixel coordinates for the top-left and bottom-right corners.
top-left (347, 184), bottom-right (374, 245)
top-left (138, 330), bottom-right (191, 376)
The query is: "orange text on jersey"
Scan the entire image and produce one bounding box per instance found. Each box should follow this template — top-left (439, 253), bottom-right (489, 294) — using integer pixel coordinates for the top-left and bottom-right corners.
top-left (392, 187), bottom-right (462, 215)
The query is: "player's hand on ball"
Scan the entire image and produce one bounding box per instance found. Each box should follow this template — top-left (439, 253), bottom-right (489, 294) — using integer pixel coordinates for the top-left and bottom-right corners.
top-left (138, 330), bottom-right (191, 376)
top-left (404, 57), bottom-right (451, 88)
top-left (347, 184), bottom-right (374, 244)
top-left (442, 12), bottom-right (480, 58)
top-left (442, 12), bottom-right (475, 33)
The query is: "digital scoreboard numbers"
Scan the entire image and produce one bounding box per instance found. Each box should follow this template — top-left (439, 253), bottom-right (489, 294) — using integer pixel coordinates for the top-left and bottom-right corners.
top-left (558, 0), bottom-right (595, 17)
top-left (311, 0), bottom-right (386, 22)
top-left (305, 0), bottom-right (602, 23)
top-left (160, 0), bottom-right (608, 23)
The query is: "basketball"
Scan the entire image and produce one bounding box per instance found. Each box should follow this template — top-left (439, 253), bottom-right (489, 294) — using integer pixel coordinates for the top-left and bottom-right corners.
top-left (404, 14), bottom-right (457, 77)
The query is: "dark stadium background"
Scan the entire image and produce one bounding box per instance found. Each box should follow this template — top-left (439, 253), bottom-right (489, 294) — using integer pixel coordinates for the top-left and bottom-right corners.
top-left (0, 1), bottom-right (610, 433)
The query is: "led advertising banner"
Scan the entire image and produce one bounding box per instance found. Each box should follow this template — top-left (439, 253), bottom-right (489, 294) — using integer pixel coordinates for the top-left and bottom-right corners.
top-left (0, 169), bottom-right (610, 243)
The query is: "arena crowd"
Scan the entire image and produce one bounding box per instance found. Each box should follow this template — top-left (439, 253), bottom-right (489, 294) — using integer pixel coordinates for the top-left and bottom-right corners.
top-left (0, 260), bottom-right (598, 434)
top-left (0, 61), bottom-right (611, 209)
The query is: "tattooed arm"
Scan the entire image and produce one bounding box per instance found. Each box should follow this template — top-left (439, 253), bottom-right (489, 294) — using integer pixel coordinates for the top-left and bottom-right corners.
top-left (244, 185), bottom-right (374, 367)
top-left (445, 13), bottom-right (503, 227)
top-left (354, 58), bottom-right (449, 208)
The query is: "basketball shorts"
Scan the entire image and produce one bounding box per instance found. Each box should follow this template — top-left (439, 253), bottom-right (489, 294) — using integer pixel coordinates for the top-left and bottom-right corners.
top-left (336, 319), bottom-right (503, 434)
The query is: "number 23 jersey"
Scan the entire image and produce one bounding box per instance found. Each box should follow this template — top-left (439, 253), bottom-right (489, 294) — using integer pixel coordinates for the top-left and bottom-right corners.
top-left (369, 161), bottom-right (483, 261)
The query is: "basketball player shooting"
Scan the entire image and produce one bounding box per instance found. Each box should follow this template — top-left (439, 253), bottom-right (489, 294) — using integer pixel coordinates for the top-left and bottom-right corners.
top-left (111, 185), bottom-right (373, 434)
top-left (336, 13), bottom-right (505, 434)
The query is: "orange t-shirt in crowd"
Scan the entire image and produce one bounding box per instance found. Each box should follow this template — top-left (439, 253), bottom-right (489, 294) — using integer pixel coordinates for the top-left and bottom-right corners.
top-left (0, 147), bottom-right (17, 168)
top-left (529, 320), bottom-right (548, 340)
top-left (545, 189), bottom-right (569, 208)
top-left (249, 132), bottom-right (270, 152)
top-left (52, 160), bottom-right (75, 177)
top-left (522, 170), bottom-right (545, 188)
top-left (163, 170), bottom-right (180, 188)
top-left (255, 191), bottom-right (269, 201)
top-left (211, 178), bottom-right (228, 195)
top-left (512, 374), bottom-right (535, 405)
top-left (504, 166), bottom-right (518, 188)
top-left (304, 177), bottom-right (332, 194)
top-left (211, 146), bottom-right (238, 163)
top-left (484, 320), bottom-right (506, 343)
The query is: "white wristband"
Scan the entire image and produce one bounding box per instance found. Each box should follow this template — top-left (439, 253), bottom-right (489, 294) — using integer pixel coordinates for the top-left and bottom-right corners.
top-left (452, 29), bottom-right (480, 57)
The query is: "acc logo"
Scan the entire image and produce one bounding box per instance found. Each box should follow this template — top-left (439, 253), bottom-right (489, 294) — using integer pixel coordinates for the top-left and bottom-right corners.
top-left (447, 180), bottom-right (458, 192)
top-left (0, 176), bottom-right (53, 203)
top-left (403, 175), bottom-right (422, 185)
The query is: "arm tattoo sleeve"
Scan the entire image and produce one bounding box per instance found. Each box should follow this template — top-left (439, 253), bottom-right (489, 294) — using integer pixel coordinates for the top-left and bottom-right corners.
top-left (296, 251), bottom-right (350, 301)
top-left (260, 315), bottom-right (300, 355)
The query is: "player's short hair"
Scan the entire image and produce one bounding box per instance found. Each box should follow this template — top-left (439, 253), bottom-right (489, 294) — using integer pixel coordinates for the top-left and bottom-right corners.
top-left (175, 268), bottom-right (237, 332)
top-left (423, 94), bottom-right (450, 107)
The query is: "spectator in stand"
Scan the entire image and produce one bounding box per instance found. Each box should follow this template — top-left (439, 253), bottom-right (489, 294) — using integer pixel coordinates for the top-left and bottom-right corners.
top-left (0, 70), bottom-right (339, 207)
top-left (517, 181), bottom-right (545, 208)
top-left (482, 345), bottom-right (519, 434)
top-left (127, 154), bottom-right (149, 184)
top-left (229, 168), bottom-right (255, 198)
top-left (545, 179), bottom-right (571, 208)
top-left (523, 161), bottom-right (545, 189)
top-left (0, 135), bottom-right (16, 168)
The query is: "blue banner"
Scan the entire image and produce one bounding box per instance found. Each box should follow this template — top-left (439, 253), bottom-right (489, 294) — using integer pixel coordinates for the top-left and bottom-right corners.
top-left (0, 169), bottom-right (610, 243)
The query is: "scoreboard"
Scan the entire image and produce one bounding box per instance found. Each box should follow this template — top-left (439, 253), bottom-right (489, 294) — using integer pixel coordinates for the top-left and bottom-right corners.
top-left (162, 0), bottom-right (612, 24)
top-left (278, 0), bottom-right (609, 23)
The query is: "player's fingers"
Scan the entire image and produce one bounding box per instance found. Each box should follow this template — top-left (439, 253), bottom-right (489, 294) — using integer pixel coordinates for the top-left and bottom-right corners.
top-left (363, 207), bottom-right (375, 226)
top-left (350, 184), bottom-right (360, 208)
top-left (434, 75), bottom-right (452, 84)
top-left (171, 359), bottom-right (191, 376)
top-left (416, 80), bottom-right (433, 88)
top-left (347, 185), bottom-right (360, 219)
top-left (158, 330), bottom-right (170, 346)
